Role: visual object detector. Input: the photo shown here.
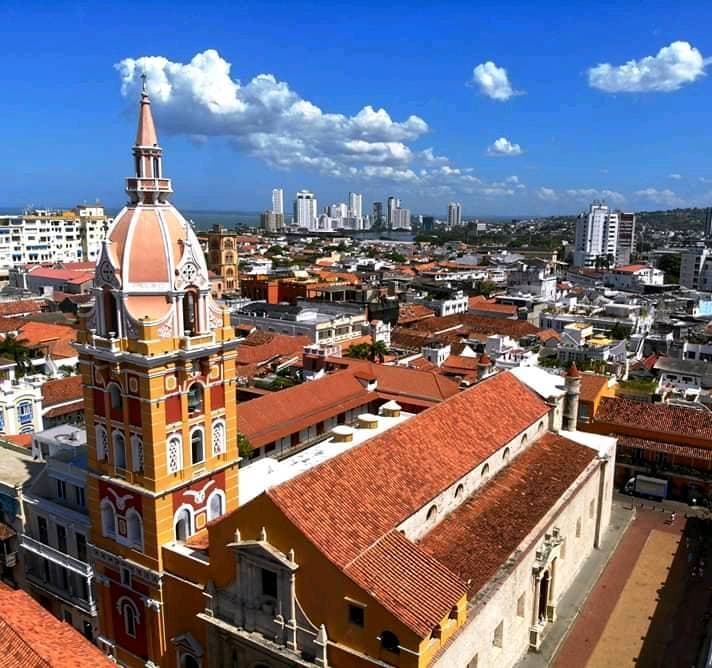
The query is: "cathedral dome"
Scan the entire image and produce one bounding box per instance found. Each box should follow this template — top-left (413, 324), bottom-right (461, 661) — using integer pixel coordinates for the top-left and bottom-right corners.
top-left (94, 80), bottom-right (215, 335)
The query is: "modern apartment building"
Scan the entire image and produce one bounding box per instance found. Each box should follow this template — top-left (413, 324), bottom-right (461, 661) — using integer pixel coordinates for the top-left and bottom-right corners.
top-left (348, 191), bottom-right (362, 218)
top-left (680, 246), bottom-right (712, 290)
top-left (271, 187), bottom-right (284, 216)
top-left (616, 212), bottom-right (636, 266)
top-left (294, 190), bottom-right (318, 229)
top-left (0, 206), bottom-right (109, 279)
top-left (391, 206), bottom-right (412, 230)
top-left (21, 425), bottom-right (97, 641)
top-left (573, 203), bottom-right (619, 268)
top-left (448, 201), bottom-right (462, 227)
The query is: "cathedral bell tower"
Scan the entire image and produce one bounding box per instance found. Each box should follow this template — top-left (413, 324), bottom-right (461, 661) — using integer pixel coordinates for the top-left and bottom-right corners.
top-left (76, 79), bottom-right (239, 667)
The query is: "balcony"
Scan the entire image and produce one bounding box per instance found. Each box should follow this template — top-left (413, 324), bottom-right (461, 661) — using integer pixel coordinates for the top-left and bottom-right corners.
top-left (21, 535), bottom-right (92, 577)
top-left (25, 569), bottom-right (96, 617)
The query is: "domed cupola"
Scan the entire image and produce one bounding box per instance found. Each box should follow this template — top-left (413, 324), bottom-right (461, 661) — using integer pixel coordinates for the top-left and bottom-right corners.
top-left (92, 78), bottom-right (224, 341)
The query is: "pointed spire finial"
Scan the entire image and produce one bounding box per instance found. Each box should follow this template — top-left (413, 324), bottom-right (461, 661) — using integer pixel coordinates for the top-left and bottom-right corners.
top-left (140, 72), bottom-right (148, 96)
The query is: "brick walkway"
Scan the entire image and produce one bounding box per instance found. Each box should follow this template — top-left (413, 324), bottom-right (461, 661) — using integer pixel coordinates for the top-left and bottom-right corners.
top-left (554, 507), bottom-right (712, 668)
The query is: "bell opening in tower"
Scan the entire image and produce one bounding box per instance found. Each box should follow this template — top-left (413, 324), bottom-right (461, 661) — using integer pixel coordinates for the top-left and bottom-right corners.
top-left (103, 289), bottom-right (118, 336)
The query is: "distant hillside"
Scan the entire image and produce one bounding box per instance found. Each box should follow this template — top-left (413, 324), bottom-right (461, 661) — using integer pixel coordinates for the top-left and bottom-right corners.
top-left (635, 207), bottom-right (707, 230)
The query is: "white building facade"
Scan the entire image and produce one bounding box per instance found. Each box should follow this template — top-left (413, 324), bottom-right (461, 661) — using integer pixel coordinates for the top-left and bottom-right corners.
top-left (0, 207), bottom-right (108, 279)
top-left (293, 190), bottom-right (318, 229)
top-left (574, 203), bottom-right (619, 268)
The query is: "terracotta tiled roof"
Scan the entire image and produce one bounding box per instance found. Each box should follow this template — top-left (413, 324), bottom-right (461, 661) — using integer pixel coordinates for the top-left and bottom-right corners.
top-left (407, 314), bottom-right (539, 339)
top-left (238, 372), bottom-right (372, 447)
top-left (0, 300), bottom-right (44, 317)
top-left (0, 318), bottom-right (24, 334)
top-left (17, 322), bottom-right (77, 359)
top-left (3, 434), bottom-right (32, 449)
top-left (468, 296), bottom-right (517, 316)
top-left (441, 355), bottom-right (479, 372)
top-left (595, 397), bottom-right (712, 441)
top-left (398, 303), bottom-right (436, 325)
top-left (579, 374), bottom-right (610, 402)
top-left (0, 585), bottom-right (113, 666)
top-left (237, 332), bottom-right (310, 365)
top-left (268, 372), bottom-right (549, 634)
top-left (537, 328), bottom-right (561, 343)
top-left (614, 264), bottom-right (650, 273)
top-left (41, 375), bottom-right (83, 408)
top-left (419, 433), bottom-right (596, 598)
top-left (344, 530), bottom-right (466, 637)
top-left (617, 436), bottom-right (712, 462)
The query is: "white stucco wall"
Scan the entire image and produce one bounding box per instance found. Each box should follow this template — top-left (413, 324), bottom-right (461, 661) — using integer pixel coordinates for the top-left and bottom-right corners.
top-left (433, 443), bottom-right (615, 668)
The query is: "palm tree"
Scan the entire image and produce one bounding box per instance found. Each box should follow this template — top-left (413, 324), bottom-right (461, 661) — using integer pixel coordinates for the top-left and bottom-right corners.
top-left (368, 340), bottom-right (388, 363)
top-left (0, 335), bottom-right (32, 378)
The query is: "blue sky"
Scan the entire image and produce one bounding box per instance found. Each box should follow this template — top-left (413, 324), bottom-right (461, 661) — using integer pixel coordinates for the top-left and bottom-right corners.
top-left (3, 0), bottom-right (712, 217)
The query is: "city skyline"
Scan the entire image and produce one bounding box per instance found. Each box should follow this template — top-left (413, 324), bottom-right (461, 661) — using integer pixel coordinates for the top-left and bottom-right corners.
top-left (3, 2), bottom-right (712, 216)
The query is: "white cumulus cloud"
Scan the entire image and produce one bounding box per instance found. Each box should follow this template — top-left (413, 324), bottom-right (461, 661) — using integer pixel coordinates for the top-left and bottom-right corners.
top-left (487, 137), bottom-right (523, 157)
top-left (471, 61), bottom-right (522, 101)
top-left (669, 173), bottom-right (682, 180)
top-left (634, 188), bottom-right (684, 207)
top-left (116, 49), bottom-right (429, 178)
top-left (565, 188), bottom-right (625, 204)
top-left (537, 187), bottom-right (558, 201)
top-left (588, 41), bottom-right (710, 93)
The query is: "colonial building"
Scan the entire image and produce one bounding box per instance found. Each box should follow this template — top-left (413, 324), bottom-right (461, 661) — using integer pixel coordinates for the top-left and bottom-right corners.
top-left (154, 369), bottom-right (614, 668)
top-left (205, 225), bottom-right (239, 294)
top-left (75, 82), bottom-right (239, 666)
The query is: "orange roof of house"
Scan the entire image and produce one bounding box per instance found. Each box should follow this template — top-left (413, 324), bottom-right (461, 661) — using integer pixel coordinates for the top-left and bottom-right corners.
top-left (579, 374), bottom-right (610, 403)
top-left (614, 264), bottom-right (650, 273)
top-left (0, 584), bottom-right (113, 667)
top-left (595, 397), bottom-right (712, 441)
top-left (17, 321), bottom-right (77, 359)
top-left (537, 328), bottom-right (561, 343)
top-left (0, 300), bottom-right (44, 317)
top-left (3, 434), bottom-right (32, 449)
top-left (407, 314), bottom-right (539, 339)
top-left (398, 303), bottom-right (436, 325)
top-left (419, 432), bottom-right (596, 598)
top-left (266, 372), bottom-right (549, 636)
top-left (42, 375), bottom-right (83, 408)
top-left (237, 332), bottom-right (310, 366)
top-left (238, 372), bottom-right (371, 447)
top-left (467, 297), bottom-right (518, 316)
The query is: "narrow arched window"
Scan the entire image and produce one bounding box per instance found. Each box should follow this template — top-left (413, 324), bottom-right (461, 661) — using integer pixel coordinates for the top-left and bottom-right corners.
top-left (131, 435), bottom-right (143, 473)
top-left (187, 384), bottom-right (203, 414)
top-left (108, 384), bottom-right (122, 411)
top-left (103, 289), bottom-right (118, 336)
top-left (503, 447), bottom-right (511, 463)
top-left (207, 491), bottom-right (224, 521)
top-left (113, 432), bottom-right (126, 470)
top-left (183, 290), bottom-right (199, 336)
top-left (455, 484), bottom-right (464, 499)
top-left (191, 428), bottom-right (205, 465)
top-left (126, 510), bottom-right (143, 550)
top-left (121, 600), bottom-right (138, 638)
top-left (101, 501), bottom-right (116, 537)
top-left (212, 420), bottom-right (226, 456)
top-left (167, 435), bottom-right (182, 474)
top-left (426, 505), bottom-right (438, 522)
top-left (481, 463), bottom-right (490, 480)
top-left (174, 507), bottom-right (192, 541)
top-left (95, 425), bottom-right (108, 462)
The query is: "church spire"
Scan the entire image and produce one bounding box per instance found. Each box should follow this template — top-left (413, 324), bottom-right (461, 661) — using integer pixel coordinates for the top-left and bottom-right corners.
top-left (135, 73), bottom-right (158, 147)
top-left (126, 75), bottom-right (172, 205)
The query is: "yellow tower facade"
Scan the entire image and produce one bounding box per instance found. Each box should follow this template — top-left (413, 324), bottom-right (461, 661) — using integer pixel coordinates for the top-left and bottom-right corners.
top-left (76, 81), bottom-right (239, 666)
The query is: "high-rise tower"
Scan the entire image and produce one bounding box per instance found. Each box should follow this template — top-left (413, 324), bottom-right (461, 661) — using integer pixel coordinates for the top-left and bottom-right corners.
top-left (76, 80), bottom-right (239, 666)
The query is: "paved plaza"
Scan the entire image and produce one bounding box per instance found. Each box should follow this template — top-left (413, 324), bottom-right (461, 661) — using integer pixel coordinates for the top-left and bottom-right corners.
top-left (554, 504), bottom-right (712, 668)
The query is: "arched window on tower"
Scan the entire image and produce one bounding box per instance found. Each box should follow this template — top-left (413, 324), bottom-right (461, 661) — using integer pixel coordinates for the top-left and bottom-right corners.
top-left (126, 509), bottom-right (143, 551)
top-left (118, 598), bottom-right (139, 638)
top-left (113, 431), bottom-right (127, 470)
top-left (103, 289), bottom-right (118, 337)
top-left (190, 427), bottom-right (205, 465)
top-left (187, 384), bottom-right (203, 415)
top-left (174, 507), bottom-right (192, 542)
top-left (207, 490), bottom-right (225, 521)
top-left (167, 435), bottom-right (182, 474)
top-left (183, 290), bottom-right (199, 336)
top-left (101, 500), bottom-right (116, 537)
